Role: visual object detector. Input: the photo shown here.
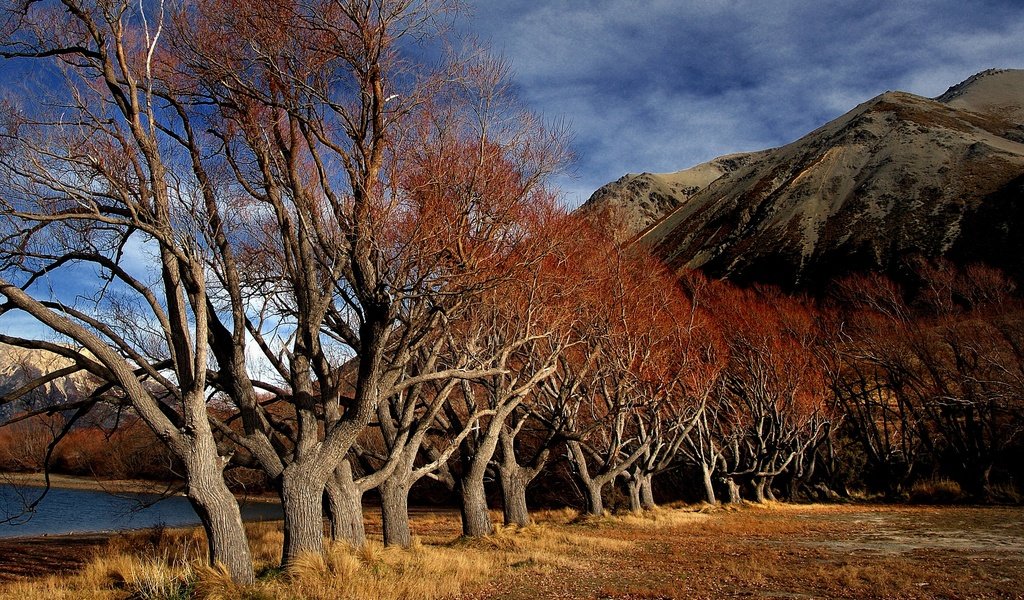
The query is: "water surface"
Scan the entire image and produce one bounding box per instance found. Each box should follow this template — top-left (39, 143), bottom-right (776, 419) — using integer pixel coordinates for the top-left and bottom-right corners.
top-left (0, 484), bottom-right (281, 538)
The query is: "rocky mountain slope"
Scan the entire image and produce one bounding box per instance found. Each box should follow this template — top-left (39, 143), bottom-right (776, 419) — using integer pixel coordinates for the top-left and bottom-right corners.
top-left (588, 69), bottom-right (1024, 288)
top-left (0, 343), bottom-right (95, 421)
top-left (580, 152), bottom-right (765, 243)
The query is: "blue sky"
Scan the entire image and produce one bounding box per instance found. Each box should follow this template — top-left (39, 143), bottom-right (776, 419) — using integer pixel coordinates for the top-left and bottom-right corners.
top-left (462, 0), bottom-right (1024, 206)
top-left (3, 0), bottom-right (1023, 344)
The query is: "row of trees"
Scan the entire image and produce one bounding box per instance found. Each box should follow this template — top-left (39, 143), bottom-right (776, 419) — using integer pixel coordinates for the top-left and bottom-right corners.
top-left (826, 262), bottom-right (1024, 499)
top-left (0, 0), bottom-right (787, 583)
top-left (0, 0), bottom-right (563, 582)
top-left (1, 0), bottom-right (1021, 586)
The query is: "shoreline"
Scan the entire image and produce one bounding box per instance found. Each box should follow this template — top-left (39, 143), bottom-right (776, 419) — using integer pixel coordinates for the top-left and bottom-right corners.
top-left (1, 471), bottom-right (186, 495)
top-left (0, 471), bottom-right (279, 502)
top-left (0, 533), bottom-right (114, 584)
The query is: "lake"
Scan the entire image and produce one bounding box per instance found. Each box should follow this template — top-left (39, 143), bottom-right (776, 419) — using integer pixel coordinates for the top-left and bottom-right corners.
top-left (0, 484), bottom-right (282, 538)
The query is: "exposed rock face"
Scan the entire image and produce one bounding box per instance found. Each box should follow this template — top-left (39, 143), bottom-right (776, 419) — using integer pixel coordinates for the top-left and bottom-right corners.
top-left (580, 152), bottom-right (764, 243)
top-left (0, 343), bottom-right (95, 421)
top-left (937, 68), bottom-right (1024, 126)
top-left (589, 69), bottom-right (1024, 288)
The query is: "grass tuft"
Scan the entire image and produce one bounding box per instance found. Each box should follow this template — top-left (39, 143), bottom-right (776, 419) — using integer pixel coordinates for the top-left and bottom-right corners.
top-left (909, 478), bottom-right (964, 504)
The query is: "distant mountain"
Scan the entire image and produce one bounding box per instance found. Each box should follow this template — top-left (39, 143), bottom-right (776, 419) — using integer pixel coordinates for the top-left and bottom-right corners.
top-left (0, 343), bottom-right (96, 422)
top-left (580, 152), bottom-right (765, 243)
top-left (587, 69), bottom-right (1024, 288)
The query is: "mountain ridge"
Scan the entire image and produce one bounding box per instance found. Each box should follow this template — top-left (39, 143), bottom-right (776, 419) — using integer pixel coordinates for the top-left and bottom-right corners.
top-left (0, 343), bottom-right (96, 422)
top-left (585, 69), bottom-right (1024, 288)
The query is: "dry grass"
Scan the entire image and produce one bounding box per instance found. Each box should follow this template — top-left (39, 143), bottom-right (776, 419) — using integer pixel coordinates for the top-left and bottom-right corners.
top-left (0, 532), bottom-right (494, 600)
top-left (3, 503), bottom-right (1023, 599)
top-left (0, 553), bottom-right (195, 600)
top-left (573, 505), bottom-right (711, 530)
top-left (263, 540), bottom-right (493, 600)
top-left (909, 477), bottom-right (964, 504)
top-left (0, 508), bottom-right (641, 599)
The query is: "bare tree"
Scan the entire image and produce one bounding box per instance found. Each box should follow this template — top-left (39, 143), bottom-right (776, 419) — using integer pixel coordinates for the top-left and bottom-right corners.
top-left (0, 0), bottom-right (258, 581)
top-left (2, 0), bottom-right (569, 574)
top-left (540, 236), bottom-right (681, 516)
top-left (704, 285), bottom-right (833, 503)
top-left (168, 0), bottom-right (568, 562)
top-left (621, 273), bottom-right (724, 511)
top-left (832, 263), bottom-right (1024, 499)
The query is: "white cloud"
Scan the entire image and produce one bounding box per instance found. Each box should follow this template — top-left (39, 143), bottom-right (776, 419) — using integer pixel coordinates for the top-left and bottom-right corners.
top-left (464, 0), bottom-right (1024, 207)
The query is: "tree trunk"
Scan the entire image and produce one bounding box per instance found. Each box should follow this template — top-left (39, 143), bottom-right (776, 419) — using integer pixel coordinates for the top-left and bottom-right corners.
top-left (185, 459), bottom-right (255, 585)
top-left (639, 474), bottom-right (655, 510)
top-left (324, 462), bottom-right (365, 547)
top-left (496, 426), bottom-right (543, 528)
top-left (963, 464), bottom-right (993, 501)
top-left (584, 482), bottom-right (605, 516)
top-left (701, 464), bottom-right (717, 504)
top-left (626, 477), bottom-right (643, 513)
top-left (459, 475), bottom-right (493, 537)
top-left (722, 476), bottom-right (741, 504)
top-left (280, 466), bottom-right (325, 566)
top-left (380, 476), bottom-right (413, 548)
top-left (498, 468), bottom-right (531, 527)
top-left (752, 477), bottom-right (767, 503)
top-left (763, 476), bottom-right (777, 502)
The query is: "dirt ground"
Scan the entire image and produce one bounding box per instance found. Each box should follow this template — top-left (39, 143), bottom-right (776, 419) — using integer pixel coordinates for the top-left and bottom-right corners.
top-left (1, 503), bottom-right (1022, 599)
top-left (0, 533), bottom-right (111, 583)
top-left (459, 504), bottom-right (1024, 600)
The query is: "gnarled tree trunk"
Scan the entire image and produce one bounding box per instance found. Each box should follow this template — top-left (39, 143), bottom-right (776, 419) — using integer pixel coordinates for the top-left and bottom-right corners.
top-left (183, 446), bottom-right (255, 585)
top-left (626, 476), bottom-right (643, 513)
top-left (751, 476), bottom-right (765, 503)
top-left (280, 463), bottom-right (326, 565)
top-left (584, 481), bottom-right (605, 516)
top-left (324, 461), bottom-right (365, 546)
top-left (639, 473), bottom-right (655, 509)
top-left (496, 427), bottom-right (547, 527)
top-left (498, 468), bottom-right (531, 527)
top-left (722, 475), bottom-right (742, 504)
top-left (700, 463), bottom-right (717, 504)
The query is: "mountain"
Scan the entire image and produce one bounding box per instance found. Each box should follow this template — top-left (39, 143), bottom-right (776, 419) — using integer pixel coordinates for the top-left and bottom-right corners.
top-left (580, 152), bottom-right (765, 243)
top-left (0, 343), bottom-right (96, 422)
top-left (587, 69), bottom-right (1024, 288)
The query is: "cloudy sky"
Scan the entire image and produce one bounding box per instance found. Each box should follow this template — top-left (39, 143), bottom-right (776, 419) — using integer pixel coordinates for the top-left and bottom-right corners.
top-left (2, 0), bottom-right (1023, 344)
top-left (461, 0), bottom-right (1024, 206)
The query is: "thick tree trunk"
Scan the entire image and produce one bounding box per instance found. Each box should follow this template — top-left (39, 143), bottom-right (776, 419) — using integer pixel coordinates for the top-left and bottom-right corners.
top-left (752, 477), bottom-right (767, 503)
top-left (280, 466), bottom-right (326, 566)
top-left (499, 469), bottom-right (531, 527)
top-left (701, 464), bottom-right (717, 504)
top-left (380, 476), bottom-right (413, 548)
top-left (459, 475), bottom-right (494, 537)
top-left (324, 463), bottom-right (365, 547)
top-left (626, 477), bottom-right (643, 513)
top-left (496, 426), bottom-right (543, 527)
top-left (584, 482), bottom-right (605, 516)
top-left (639, 474), bottom-right (655, 510)
top-left (722, 476), bottom-right (741, 504)
top-left (185, 460), bottom-right (255, 585)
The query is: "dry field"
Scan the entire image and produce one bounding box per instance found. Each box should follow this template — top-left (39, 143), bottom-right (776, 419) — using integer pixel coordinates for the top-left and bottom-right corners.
top-left (0, 503), bottom-right (1021, 599)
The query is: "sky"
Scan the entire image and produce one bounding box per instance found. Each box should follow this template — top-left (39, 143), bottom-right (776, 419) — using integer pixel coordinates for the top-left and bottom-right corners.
top-left (461, 0), bottom-right (1024, 207)
top-left (2, 0), bottom-right (1023, 344)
